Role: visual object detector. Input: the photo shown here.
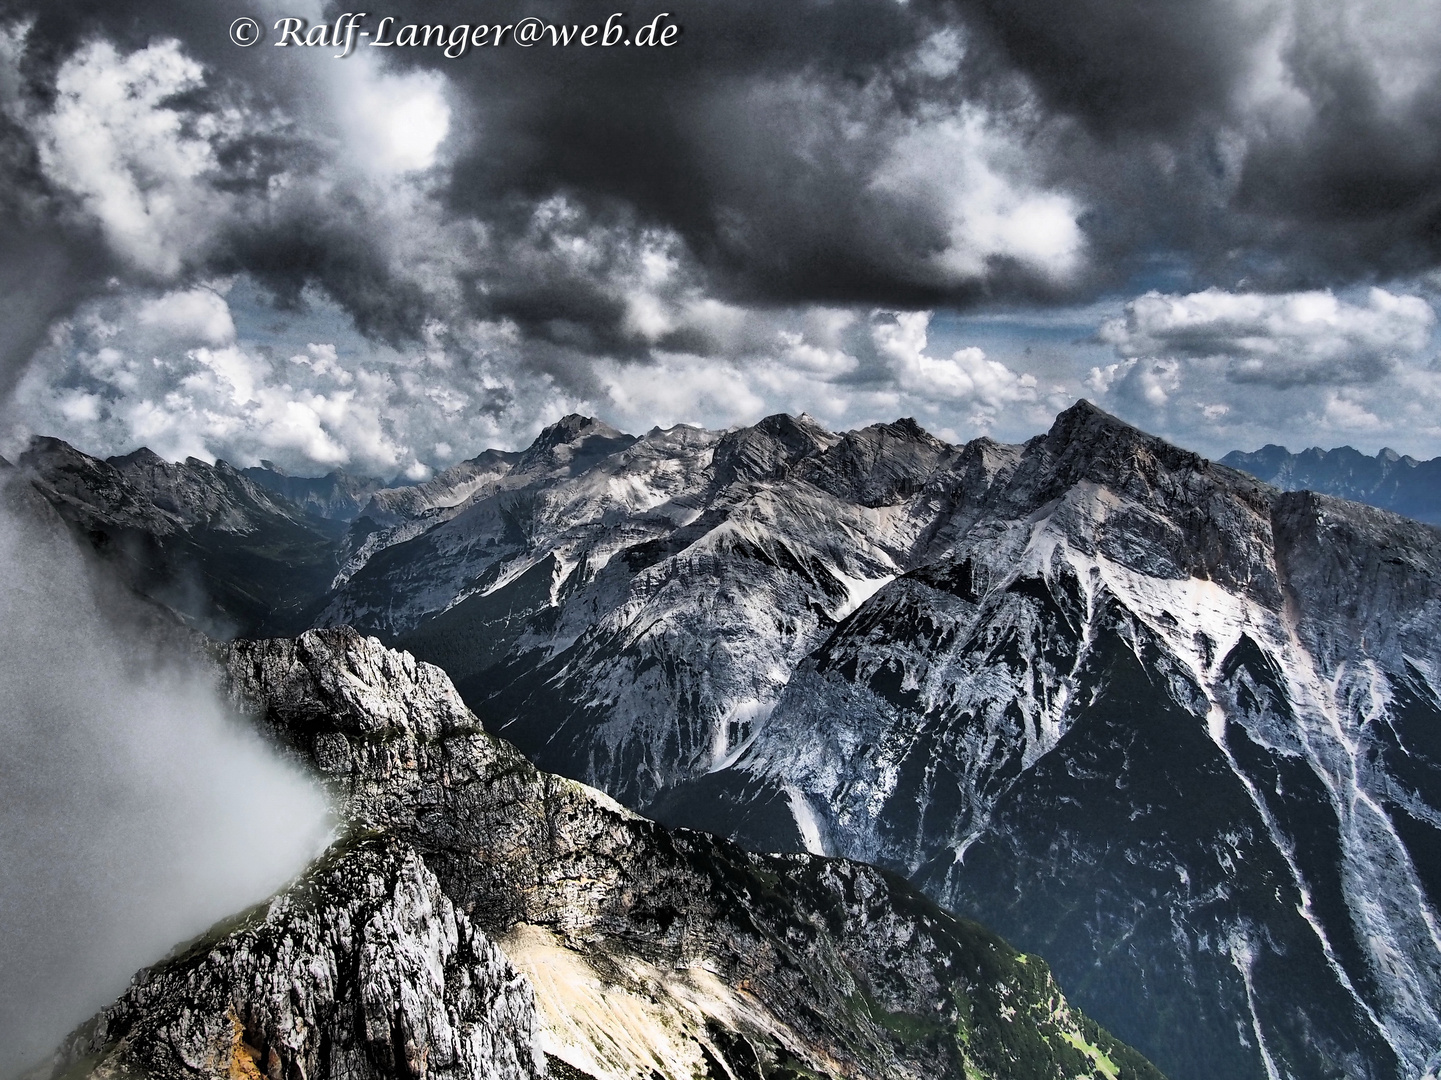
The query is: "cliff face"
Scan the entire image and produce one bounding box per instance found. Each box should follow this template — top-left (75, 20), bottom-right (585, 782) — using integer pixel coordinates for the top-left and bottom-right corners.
top-left (53, 627), bottom-right (1164, 1080)
top-left (61, 836), bottom-right (542, 1080)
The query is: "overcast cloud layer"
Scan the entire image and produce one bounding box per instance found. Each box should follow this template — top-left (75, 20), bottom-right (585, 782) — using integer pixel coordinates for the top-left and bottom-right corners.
top-left (1, 0), bottom-right (1441, 469)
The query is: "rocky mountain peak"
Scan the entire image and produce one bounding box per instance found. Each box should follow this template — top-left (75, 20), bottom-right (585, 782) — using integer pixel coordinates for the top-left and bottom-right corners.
top-left (18, 437), bottom-right (178, 535)
top-left (223, 626), bottom-right (480, 754)
top-left (20, 435), bottom-right (109, 474)
top-left (528, 414), bottom-right (622, 451)
top-left (107, 446), bottom-right (167, 469)
top-left (518, 415), bottom-right (636, 474)
top-left (798, 417), bottom-right (956, 506)
top-left (18, 435), bottom-right (345, 637)
top-left (712, 411), bottom-right (838, 485)
top-left (102, 448), bottom-right (297, 532)
top-left (1037, 398), bottom-right (1190, 471)
top-left (881, 416), bottom-right (933, 441)
top-left (1021, 397), bottom-right (1247, 523)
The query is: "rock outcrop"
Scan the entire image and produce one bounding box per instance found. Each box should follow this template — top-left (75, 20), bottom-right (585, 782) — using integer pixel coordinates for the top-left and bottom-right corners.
top-left (58, 835), bottom-right (541, 1080)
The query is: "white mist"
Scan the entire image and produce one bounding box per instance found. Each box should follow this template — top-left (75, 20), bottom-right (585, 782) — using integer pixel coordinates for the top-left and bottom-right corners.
top-left (0, 489), bottom-right (333, 1074)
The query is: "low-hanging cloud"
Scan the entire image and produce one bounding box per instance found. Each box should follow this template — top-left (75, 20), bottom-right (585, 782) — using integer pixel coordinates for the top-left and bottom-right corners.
top-left (1098, 287), bottom-right (1437, 387)
top-left (0, 483), bottom-right (332, 1076)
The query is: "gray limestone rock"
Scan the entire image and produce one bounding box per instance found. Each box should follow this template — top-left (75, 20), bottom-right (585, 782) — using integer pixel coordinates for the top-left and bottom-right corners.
top-left (57, 835), bottom-right (542, 1080)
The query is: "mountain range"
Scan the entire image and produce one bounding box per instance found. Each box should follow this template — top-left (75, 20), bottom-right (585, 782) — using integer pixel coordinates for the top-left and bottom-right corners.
top-left (1222, 444), bottom-right (1441, 525)
top-left (15, 402), bottom-right (1441, 1080)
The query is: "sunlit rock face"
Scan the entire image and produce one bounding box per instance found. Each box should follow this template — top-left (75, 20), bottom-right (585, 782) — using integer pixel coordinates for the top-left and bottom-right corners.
top-left (58, 836), bottom-right (543, 1080)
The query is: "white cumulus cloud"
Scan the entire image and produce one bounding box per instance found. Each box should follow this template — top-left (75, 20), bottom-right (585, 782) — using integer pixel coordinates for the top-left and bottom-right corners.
top-left (1099, 287), bottom-right (1436, 387)
top-left (872, 108), bottom-right (1086, 284)
top-left (136, 288), bottom-right (236, 346)
top-left (872, 311), bottom-right (1037, 423)
top-left (35, 40), bottom-right (230, 277)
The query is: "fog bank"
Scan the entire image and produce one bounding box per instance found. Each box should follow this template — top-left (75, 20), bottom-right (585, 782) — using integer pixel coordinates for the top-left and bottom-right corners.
top-left (0, 487), bottom-right (333, 1074)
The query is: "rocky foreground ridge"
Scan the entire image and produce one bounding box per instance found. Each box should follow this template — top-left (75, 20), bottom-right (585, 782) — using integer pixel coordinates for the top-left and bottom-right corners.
top-left (49, 628), bottom-right (1162, 1080)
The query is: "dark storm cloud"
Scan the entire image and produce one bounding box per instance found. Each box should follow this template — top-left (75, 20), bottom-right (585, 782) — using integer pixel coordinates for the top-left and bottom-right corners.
top-left (0, 0), bottom-right (1086, 372)
top-left (1231, 36), bottom-right (1441, 282)
top-left (430, 0), bottom-right (968, 303)
top-left (953, 0), bottom-right (1274, 135)
top-left (2, 0), bottom-right (1441, 386)
top-left (0, 212), bottom-right (109, 397)
top-left (0, 34), bottom-right (113, 390)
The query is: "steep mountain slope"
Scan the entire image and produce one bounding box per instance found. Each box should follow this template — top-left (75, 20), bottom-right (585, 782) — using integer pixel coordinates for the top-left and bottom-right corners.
top-left (48, 628), bottom-right (1164, 1080)
top-left (323, 414), bottom-right (959, 806)
top-left (677, 409), bottom-right (1441, 1080)
top-left (332, 447), bottom-right (525, 589)
top-left (18, 438), bottom-right (343, 636)
top-left (296, 404), bottom-right (1441, 1080)
top-left (1224, 443), bottom-right (1441, 524)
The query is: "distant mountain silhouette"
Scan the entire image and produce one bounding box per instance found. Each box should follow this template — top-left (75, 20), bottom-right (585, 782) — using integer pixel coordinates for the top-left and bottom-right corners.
top-left (1222, 444), bottom-right (1441, 524)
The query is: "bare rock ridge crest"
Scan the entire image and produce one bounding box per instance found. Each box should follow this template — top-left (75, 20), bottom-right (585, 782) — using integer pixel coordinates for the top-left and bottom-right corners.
top-left (1223, 442), bottom-right (1441, 525)
top-left (49, 628), bottom-right (1163, 1080)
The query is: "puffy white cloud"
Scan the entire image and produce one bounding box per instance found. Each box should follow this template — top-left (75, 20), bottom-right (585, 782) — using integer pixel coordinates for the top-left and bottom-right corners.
top-left (6, 286), bottom-right (567, 476)
top-left (332, 60), bottom-right (451, 175)
top-left (35, 40), bottom-right (230, 277)
top-left (599, 355), bottom-right (769, 432)
top-left (1074, 281), bottom-right (1441, 460)
top-left (12, 279), bottom-right (1077, 474)
top-left (1086, 357), bottom-right (1182, 409)
top-left (872, 311), bottom-right (1038, 424)
top-left (136, 288), bottom-right (236, 347)
top-left (1099, 287), bottom-right (1436, 386)
top-left (775, 329), bottom-right (858, 378)
top-left (872, 107), bottom-right (1086, 284)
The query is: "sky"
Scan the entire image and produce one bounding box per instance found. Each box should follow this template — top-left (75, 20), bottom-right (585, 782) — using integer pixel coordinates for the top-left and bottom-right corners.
top-left (1, 0), bottom-right (1441, 478)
